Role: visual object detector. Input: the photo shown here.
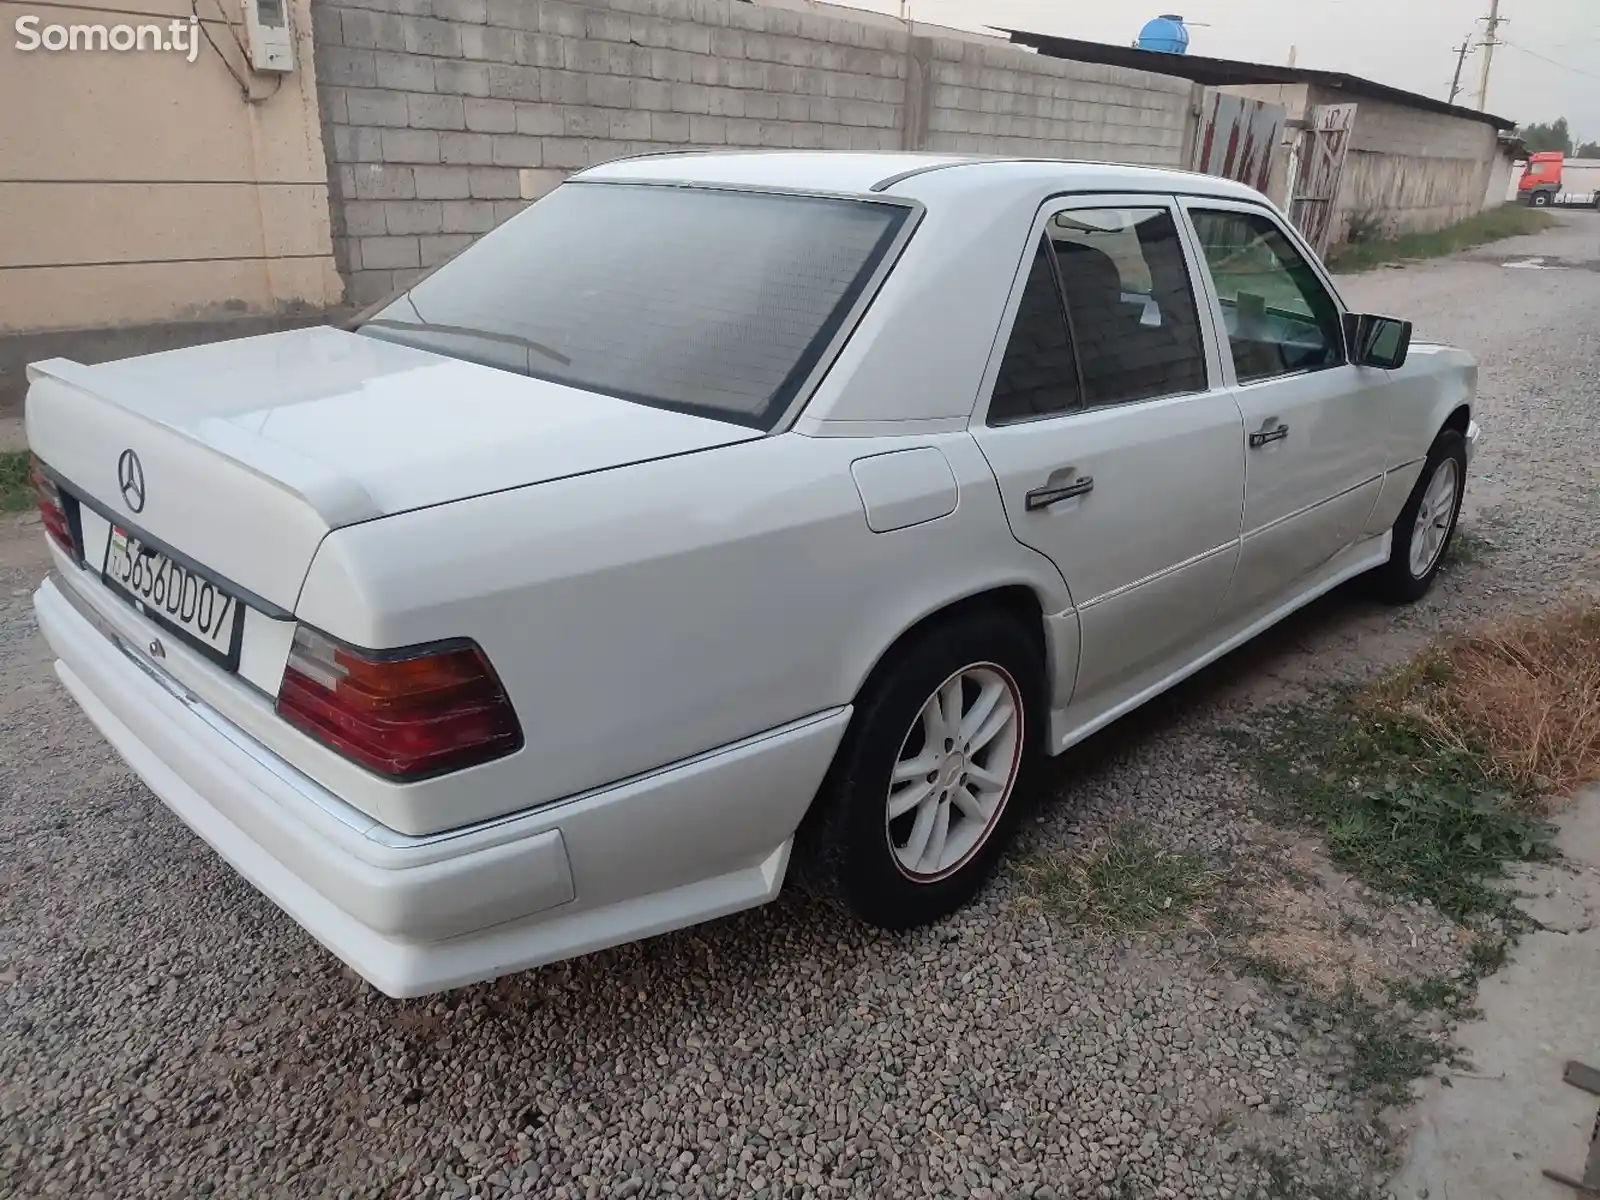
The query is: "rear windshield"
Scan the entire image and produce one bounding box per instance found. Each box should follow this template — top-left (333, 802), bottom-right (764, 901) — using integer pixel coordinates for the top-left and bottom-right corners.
top-left (357, 182), bottom-right (911, 430)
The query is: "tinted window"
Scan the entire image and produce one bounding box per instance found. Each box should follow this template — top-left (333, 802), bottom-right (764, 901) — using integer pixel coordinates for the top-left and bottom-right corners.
top-left (1049, 207), bottom-right (1208, 407)
top-left (357, 183), bottom-right (909, 430)
top-left (987, 238), bottom-right (1081, 425)
top-left (1188, 208), bottom-right (1347, 383)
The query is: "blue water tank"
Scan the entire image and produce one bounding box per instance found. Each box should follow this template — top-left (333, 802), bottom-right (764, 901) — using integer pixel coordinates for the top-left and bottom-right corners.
top-left (1137, 14), bottom-right (1190, 54)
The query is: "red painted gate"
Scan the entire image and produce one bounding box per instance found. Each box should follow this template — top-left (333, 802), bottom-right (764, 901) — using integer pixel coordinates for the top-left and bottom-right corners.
top-left (1188, 90), bottom-right (1285, 196)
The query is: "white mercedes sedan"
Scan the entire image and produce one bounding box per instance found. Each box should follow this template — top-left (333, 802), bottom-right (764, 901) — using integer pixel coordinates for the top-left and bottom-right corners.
top-left (27, 153), bottom-right (1478, 997)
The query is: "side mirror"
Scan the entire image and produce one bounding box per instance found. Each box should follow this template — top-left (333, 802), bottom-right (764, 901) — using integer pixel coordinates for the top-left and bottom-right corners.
top-left (1343, 312), bottom-right (1413, 370)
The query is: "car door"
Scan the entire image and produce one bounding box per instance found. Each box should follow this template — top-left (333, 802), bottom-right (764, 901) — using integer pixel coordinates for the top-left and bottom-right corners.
top-left (1180, 200), bottom-right (1391, 616)
top-left (970, 196), bottom-right (1245, 711)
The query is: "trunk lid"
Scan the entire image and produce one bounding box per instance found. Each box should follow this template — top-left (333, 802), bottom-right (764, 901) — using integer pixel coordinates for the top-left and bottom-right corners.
top-left (26, 326), bottom-right (762, 611)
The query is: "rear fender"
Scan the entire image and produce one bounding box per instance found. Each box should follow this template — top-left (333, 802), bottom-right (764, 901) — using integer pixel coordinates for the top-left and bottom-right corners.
top-left (293, 431), bottom-right (1076, 835)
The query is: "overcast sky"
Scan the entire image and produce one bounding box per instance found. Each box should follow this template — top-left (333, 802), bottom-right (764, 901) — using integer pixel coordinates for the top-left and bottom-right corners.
top-left (826, 0), bottom-right (1600, 140)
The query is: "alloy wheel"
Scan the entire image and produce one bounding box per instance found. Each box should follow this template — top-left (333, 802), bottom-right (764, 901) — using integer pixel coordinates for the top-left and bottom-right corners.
top-left (885, 664), bottom-right (1024, 882)
top-left (1409, 458), bottom-right (1460, 579)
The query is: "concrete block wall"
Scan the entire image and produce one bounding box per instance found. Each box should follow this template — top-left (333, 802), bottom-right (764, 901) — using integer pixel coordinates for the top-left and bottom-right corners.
top-left (1342, 94), bottom-right (1496, 160)
top-left (1484, 145), bottom-right (1518, 208)
top-left (1336, 152), bottom-right (1492, 241)
top-left (1330, 92), bottom-right (1502, 242)
top-left (922, 40), bottom-right (1194, 164)
top-left (310, 0), bottom-right (1200, 302)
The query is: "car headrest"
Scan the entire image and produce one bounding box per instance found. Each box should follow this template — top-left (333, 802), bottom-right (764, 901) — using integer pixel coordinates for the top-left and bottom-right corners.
top-left (1054, 243), bottom-right (1127, 316)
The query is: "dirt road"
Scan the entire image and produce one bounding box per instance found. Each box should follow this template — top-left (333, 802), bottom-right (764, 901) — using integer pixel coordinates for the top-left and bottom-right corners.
top-left (1, 214), bottom-right (1597, 1200)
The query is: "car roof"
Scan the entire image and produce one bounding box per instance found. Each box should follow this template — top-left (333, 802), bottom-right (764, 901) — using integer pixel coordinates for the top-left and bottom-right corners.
top-left (576, 150), bottom-right (1270, 206)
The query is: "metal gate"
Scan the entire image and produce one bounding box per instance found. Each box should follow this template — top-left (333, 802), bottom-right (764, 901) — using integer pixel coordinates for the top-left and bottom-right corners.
top-left (1188, 89), bottom-right (1285, 196)
top-left (1287, 103), bottom-right (1358, 257)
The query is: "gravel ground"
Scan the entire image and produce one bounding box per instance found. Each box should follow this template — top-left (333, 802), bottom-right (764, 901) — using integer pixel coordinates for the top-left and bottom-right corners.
top-left (2, 214), bottom-right (1598, 1200)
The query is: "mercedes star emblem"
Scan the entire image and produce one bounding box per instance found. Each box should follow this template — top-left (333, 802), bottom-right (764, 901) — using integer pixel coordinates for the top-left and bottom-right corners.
top-left (117, 449), bottom-right (146, 513)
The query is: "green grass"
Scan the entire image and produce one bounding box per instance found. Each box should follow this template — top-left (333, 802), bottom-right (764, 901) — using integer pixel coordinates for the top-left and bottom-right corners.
top-left (1238, 1142), bottom-right (1368, 1199)
top-left (1388, 973), bottom-right (1476, 1017)
top-left (1336, 987), bottom-right (1454, 1106)
top-left (0, 451), bottom-right (31, 512)
top-left (1326, 204), bottom-right (1556, 273)
top-left (1025, 822), bottom-right (1224, 934)
top-left (1443, 529), bottom-right (1494, 568)
top-left (1231, 697), bottom-right (1554, 925)
top-left (1467, 935), bottom-right (1510, 974)
top-left (1266, 984), bottom-right (1455, 1111)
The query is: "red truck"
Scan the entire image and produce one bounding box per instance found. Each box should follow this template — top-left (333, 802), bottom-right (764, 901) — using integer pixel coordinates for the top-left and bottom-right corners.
top-left (1519, 152), bottom-right (1600, 208)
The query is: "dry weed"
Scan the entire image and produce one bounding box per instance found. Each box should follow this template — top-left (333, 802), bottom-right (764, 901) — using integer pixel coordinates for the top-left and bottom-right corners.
top-left (1368, 599), bottom-right (1600, 799)
top-left (1247, 898), bottom-right (1384, 998)
top-left (1239, 836), bottom-right (1421, 1000)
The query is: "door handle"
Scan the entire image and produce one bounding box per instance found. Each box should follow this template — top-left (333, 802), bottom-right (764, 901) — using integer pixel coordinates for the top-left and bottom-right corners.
top-left (1249, 423), bottom-right (1290, 449)
top-left (1025, 475), bottom-right (1095, 511)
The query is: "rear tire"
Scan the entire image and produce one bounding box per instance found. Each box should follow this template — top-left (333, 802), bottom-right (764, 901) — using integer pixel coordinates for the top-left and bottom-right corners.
top-left (815, 610), bottom-right (1045, 930)
top-left (1370, 429), bottom-right (1466, 605)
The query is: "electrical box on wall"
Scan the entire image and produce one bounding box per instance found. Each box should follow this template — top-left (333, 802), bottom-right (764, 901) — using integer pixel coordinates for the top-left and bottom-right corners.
top-left (242, 0), bottom-right (295, 72)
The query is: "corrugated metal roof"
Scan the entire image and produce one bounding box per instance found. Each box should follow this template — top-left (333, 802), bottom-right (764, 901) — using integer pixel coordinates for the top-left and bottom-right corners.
top-left (1001, 29), bottom-right (1518, 132)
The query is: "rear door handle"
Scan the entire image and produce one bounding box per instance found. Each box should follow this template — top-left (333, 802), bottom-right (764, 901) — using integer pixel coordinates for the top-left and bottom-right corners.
top-left (1025, 475), bottom-right (1094, 511)
top-left (1249, 423), bottom-right (1290, 449)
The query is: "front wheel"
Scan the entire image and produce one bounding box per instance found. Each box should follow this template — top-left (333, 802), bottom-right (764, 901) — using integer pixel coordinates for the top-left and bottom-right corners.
top-left (817, 610), bottom-right (1044, 930)
top-left (1370, 428), bottom-right (1466, 604)
top-left (1531, 191), bottom-right (1553, 207)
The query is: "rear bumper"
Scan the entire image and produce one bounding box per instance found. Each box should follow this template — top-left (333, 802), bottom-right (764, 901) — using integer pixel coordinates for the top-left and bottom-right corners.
top-left (34, 575), bottom-right (849, 997)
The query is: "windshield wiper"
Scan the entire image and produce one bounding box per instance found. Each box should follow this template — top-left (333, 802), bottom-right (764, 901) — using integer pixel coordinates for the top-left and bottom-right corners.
top-left (361, 318), bottom-right (572, 368)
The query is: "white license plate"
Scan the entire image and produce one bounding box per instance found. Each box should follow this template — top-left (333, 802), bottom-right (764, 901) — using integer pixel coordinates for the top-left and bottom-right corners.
top-left (102, 527), bottom-right (244, 667)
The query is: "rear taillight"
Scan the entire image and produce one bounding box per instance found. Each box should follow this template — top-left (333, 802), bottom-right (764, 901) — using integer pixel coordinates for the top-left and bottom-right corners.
top-left (275, 626), bottom-right (522, 780)
top-left (31, 456), bottom-right (76, 557)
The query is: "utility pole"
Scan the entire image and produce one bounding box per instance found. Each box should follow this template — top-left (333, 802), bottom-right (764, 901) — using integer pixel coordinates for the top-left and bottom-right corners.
top-left (1448, 40), bottom-right (1471, 105)
top-left (1477, 0), bottom-right (1503, 112)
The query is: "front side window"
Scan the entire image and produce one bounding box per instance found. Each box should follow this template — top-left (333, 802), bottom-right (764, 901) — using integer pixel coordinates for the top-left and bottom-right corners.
top-left (357, 183), bottom-right (910, 430)
top-left (1188, 208), bottom-right (1347, 384)
top-left (1048, 206), bottom-right (1208, 407)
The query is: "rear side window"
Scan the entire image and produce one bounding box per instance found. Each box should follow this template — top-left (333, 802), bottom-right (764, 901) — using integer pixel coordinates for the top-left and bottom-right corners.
top-left (358, 183), bottom-right (910, 430)
top-left (987, 238), bottom-right (1082, 425)
top-left (1048, 207), bottom-right (1208, 407)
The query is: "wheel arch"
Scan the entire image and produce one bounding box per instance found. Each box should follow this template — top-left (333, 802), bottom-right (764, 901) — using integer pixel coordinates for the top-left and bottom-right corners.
top-left (1364, 388), bottom-right (1474, 548)
top-left (791, 579), bottom-right (1062, 869)
top-left (848, 584), bottom-right (1052, 711)
top-left (1407, 349), bottom-right (1475, 459)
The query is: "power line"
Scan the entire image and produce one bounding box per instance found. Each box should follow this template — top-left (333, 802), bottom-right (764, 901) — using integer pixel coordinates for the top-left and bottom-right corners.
top-left (1500, 39), bottom-right (1600, 82)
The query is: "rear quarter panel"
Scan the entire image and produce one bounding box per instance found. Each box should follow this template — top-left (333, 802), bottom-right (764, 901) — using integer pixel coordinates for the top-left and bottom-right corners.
top-left (295, 431), bottom-right (1074, 835)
